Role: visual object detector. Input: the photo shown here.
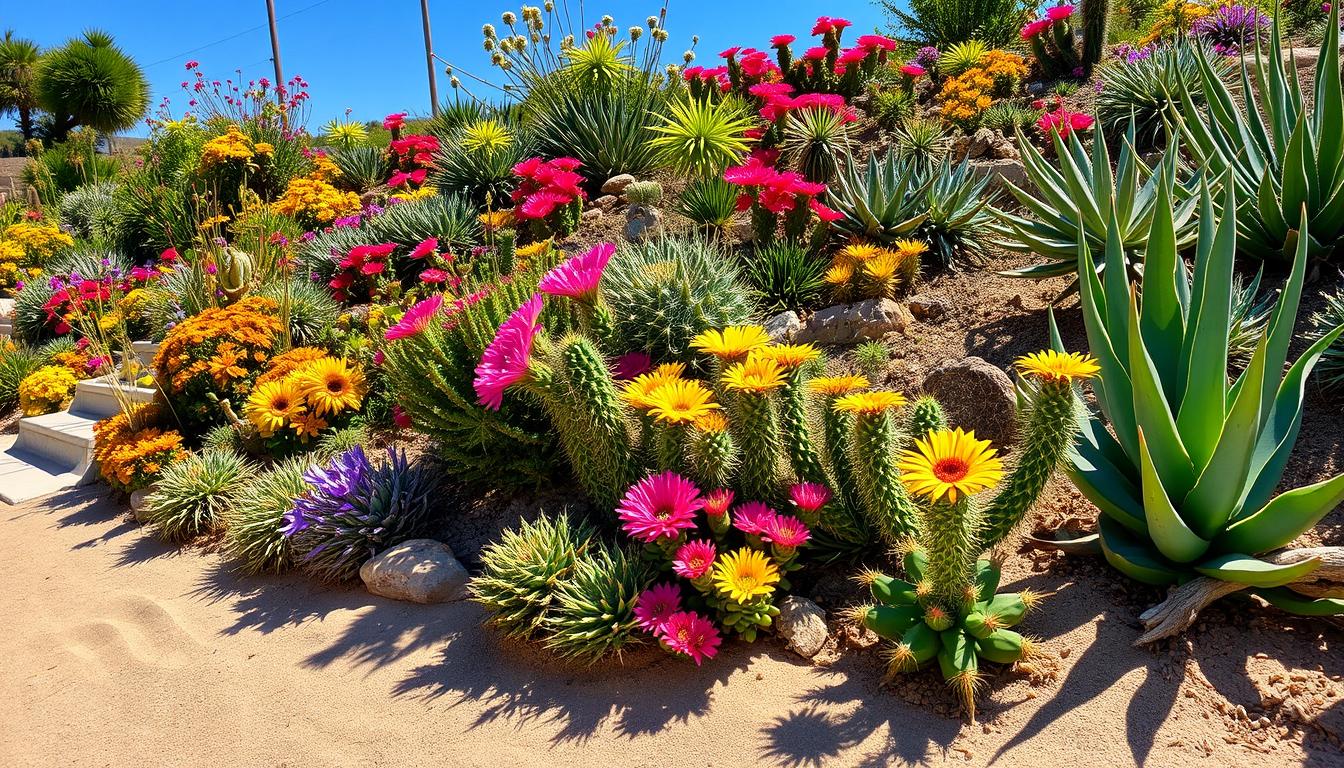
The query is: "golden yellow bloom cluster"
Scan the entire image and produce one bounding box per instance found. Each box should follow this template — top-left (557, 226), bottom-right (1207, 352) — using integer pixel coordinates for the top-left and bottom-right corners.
top-left (92, 403), bottom-right (187, 493)
top-left (0, 221), bottom-right (73, 292)
top-left (977, 50), bottom-right (1028, 97)
top-left (272, 175), bottom-right (361, 227)
top-left (18, 365), bottom-right (79, 416)
top-left (200, 125), bottom-right (256, 167)
top-left (243, 353), bottom-right (366, 441)
top-left (1141, 0), bottom-right (1212, 46)
top-left (825, 239), bottom-right (926, 301)
top-left (390, 185), bottom-right (439, 203)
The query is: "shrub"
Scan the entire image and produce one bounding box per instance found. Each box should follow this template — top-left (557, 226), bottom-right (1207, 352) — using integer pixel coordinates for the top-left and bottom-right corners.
top-left (781, 106), bottom-right (855, 184)
top-left (0, 219), bottom-right (74, 294)
top-left (1066, 181), bottom-right (1344, 626)
top-left (140, 448), bottom-right (251, 542)
top-left (870, 89), bottom-right (915, 130)
top-left (17, 364), bottom-right (77, 416)
top-left (91, 403), bottom-right (188, 492)
top-left (57, 181), bottom-right (121, 242)
top-left (674, 177), bottom-right (738, 232)
top-left (603, 237), bottom-right (755, 362)
top-left (980, 102), bottom-right (1036, 133)
top-left (825, 151), bottom-right (930, 244)
top-left (0, 342), bottom-right (45, 410)
top-left (743, 241), bottom-right (827, 312)
top-left (1097, 42), bottom-right (1228, 150)
top-left (220, 455), bottom-right (311, 575)
top-left (854, 340), bottom-right (888, 381)
top-left (428, 119), bottom-right (529, 205)
top-left (1307, 286), bottom-right (1344, 395)
top-left (1177, 6), bottom-right (1344, 262)
top-left (648, 96), bottom-right (754, 179)
top-left (472, 511), bottom-right (593, 640)
top-left (918, 159), bottom-right (995, 271)
top-left (254, 279), bottom-right (342, 347)
top-left (882, 0), bottom-right (1034, 47)
top-left (284, 446), bottom-right (438, 582)
top-left (21, 130), bottom-right (120, 204)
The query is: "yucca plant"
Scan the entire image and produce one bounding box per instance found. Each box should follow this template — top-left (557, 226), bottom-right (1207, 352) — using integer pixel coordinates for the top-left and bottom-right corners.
top-left (893, 118), bottom-right (952, 168)
top-left (529, 85), bottom-right (663, 183)
top-left (647, 96), bottom-right (754, 179)
top-left (781, 106), bottom-right (855, 184)
top-left (826, 151), bottom-right (931, 244)
top-left (221, 455), bottom-right (312, 576)
top-left (938, 40), bottom-right (988, 77)
top-left (140, 449), bottom-right (252, 543)
top-left (331, 146), bottom-right (389, 193)
top-left (673, 177), bottom-right (739, 233)
top-left (298, 194), bottom-right (482, 284)
top-left (471, 511), bottom-right (592, 640)
top-left (870, 89), bottom-right (915, 130)
top-left (253, 279), bottom-right (341, 347)
top-left (542, 540), bottom-right (655, 662)
top-left (1177, 5), bottom-right (1344, 262)
top-left (1097, 42), bottom-right (1229, 150)
top-left (994, 124), bottom-right (1199, 285)
top-left (429, 121), bottom-right (531, 205)
top-left (1307, 286), bottom-right (1344, 395)
top-left (743, 241), bottom-right (828, 312)
top-left (1064, 182), bottom-right (1344, 638)
top-left (918, 159), bottom-right (995, 272)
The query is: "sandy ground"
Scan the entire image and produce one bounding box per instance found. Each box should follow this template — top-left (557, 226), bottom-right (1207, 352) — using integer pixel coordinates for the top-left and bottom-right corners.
top-left (1, 482), bottom-right (1341, 768)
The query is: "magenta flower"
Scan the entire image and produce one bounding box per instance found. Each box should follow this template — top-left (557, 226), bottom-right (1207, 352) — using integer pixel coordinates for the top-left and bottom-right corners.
top-left (704, 488), bottom-right (734, 520)
top-left (612, 351), bottom-right (653, 380)
top-left (419, 268), bottom-right (449, 284)
top-left (538, 242), bottom-right (613, 302)
top-left (789, 482), bottom-right (832, 516)
top-left (384, 295), bottom-right (444, 341)
top-left (900, 64), bottom-right (926, 77)
top-left (762, 514), bottom-right (811, 548)
top-left (732, 501), bottom-right (778, 535)
top-left (383, 112), bottom-right (407, 131)
top-left (634, 583), bottom-right (683, 633)
top-left (803, 46), bottom-right (829, 60)
top-left (771, 34), bottom-right (796, 47)
top-left (856, 34), bottom-right (897, 52)
top-left (718, 46), bottom-right (741, 59)
top-left (518, 190), bottom-right (572, 219)
top-left (617, 471), bottom-right (704, 543)
top-left (1046, 4), bottom-right (1075, 21)
top-left (473, 293), bottom-right (544, 409)
top-left (409, 237), bottom-right (438, 260)
top-left (810, 199), bottom-right (844, 223)
top-left (392, 404), bottom-right (412, 428)
top-left (661, 611), bottom-right (722, 665)
top-left (839, 47), bottom-right (870, 64)
top-left (673, 540), bottom-right (717, 579)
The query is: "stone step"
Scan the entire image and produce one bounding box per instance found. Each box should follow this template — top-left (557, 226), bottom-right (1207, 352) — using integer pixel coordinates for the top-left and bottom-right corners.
top-left (71, 376), bottom-right (157, 420)
top-left (14, 409), bottom-right (99, 471)
top-left (0, 434), bottom-right (90, 505)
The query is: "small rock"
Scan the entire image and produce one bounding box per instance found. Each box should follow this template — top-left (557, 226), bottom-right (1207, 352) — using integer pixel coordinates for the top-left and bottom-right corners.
top-left (793, 298), bottom-right (913, 346)
top-left (967, 127), bottom-right (997, 160)
top-left (623, 205), bottom-right (663, 243)
top-left (130, 484), bottom-right (158, 523)
top-left (1025, 81), bottom-right (1046, 96)
top-left (907, 294), bottom-right (949, 322)
top-left (776, 596), bottom-right (829, 659)
top-left (593, 194), bottom-right (619, 210)
top-left (730, 219), bottom-right (754, 242)
top-left (972, 158), bottom-right (1031, 196)
top-left (601, 173), bottom-right (637, 196)
top-left (921, 356), bottom-right (1018, 446)
top-left (764, 310), bottom-right (802, 342)
top-left (359, 539), bottom-right (470, 604)
top-left (581, 207), bottom-right (604, 222)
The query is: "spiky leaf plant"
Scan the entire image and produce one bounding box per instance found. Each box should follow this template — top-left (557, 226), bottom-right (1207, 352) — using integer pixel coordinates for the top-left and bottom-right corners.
top-left (1176, 5), bottom-right (1344, 262)
top-left (254, 279), bottom-right (342, 347)
top-left (543, 540), bottom-right (656, 662)
top-left (602, 237), bottom-right (754, 362)
top-left (647, 96), bottom-right (754, 179)
top-left (870, 89), bottom-right (915, 130)
top-left (885, 0), bottom-right (1034, 48)
top-left (530, 85), bottom-right (663, 183)
top-left (57, 180), bottom-right (121, 242)
top-left (331, 146), bottom-right (389, 193)
top-left (428, 120), bottom-right (531, 205)
top-left (673, 177), bottom-right (739, 232)
top-left (854, 341), bottom-right (888, 382)
top-left (286, 446), bottom-right (438, 583)
top-left (893, 117), bottom-right (952, 170)
top-left (11, 281), bottom-right (56, 344)
top-left (826, 151), bottom-right (931, 244)
top-left (1098, 42), bottom-right (1229, 150)
top-left (918, 158), bottom-right (995, 272)
top-left (782, 106), bottom-right (855, 184)
top-left (993, 124), bottom-right (1199, 284)
top-left (221, 455), bottom-right (312, 576)
top-left (140, 448), bottom-right (252, 543)
top-left (1064, 180), bottom-right (1344, 620)
top-left (743, 242), bottom-right (827, 312)
top-left (472, 512), bottom-right (592, 640)
top-left (0, 342), bottom-right (46, 410)
top-left (980, 102), bottom-right (1036, 134)
top-left (33, 29), bottom-right (149, 137)
top-left (938, 41), bottom-right (988, 77)
top-left (1307, 286), bottom-right (1344, 395)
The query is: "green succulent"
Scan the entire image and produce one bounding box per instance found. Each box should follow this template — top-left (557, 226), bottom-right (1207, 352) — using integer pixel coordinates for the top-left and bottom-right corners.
top-left (938, 40), bottom-right (988, 77)
top-left (530, 84), bottom-right (664, 183)
top-left (781, 106), bottom-right (855, 184)
top-left (673, 177), bottom-right (738, 232)
top-left (647, 95), bottom-right (754, 179)
top-left (220, 456), bottom-right (312, 576)
top-left (742, 241), bottom-right (827, 312)
top-left (254, 279), bottom-right (342, 347)
top-left (870, 88), bottom-right (915, 130)
top-left (141, 449), bottom-right (252, 543)
top-left (471, 512), bottom-right (592, 640)
top-left (1306, 286), bottom-right (1344, 396)
top-left (542, 541), bottom-right (655, 663)
top-left (1064, 180), bottom-right (1344, 619)
top-left (918, 158), bottom-right (995, 272)
top-left (1097, 41), bottom-right (1230, 150)
top-left (624, 180), bottom-right (664, 205)
top-left (330, 146), bottom-right (389, 193)
top-left (825, 151), bottom-right (931, 245)
top-left (0, 343), bottom-right (45, 410)
top-left (57, 180), bottom-right (121, 242)
top-left (980, 102), bottom-right (1036, 134)
top-left (893, 117), bottom-right (951, 169)
top-left (854, 340), bottom-right (888, 382)
top-left (428, 122), bottom-right (531, 205)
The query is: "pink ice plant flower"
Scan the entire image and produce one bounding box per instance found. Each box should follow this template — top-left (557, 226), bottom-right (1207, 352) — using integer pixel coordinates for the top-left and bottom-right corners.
top-left (1046, 4), bottom-right (1075, 20)
top-left (634, 583), bottom-right (683, 633)
top-left (384, 294), bottom-right (444, 341)
top-left (900, 64), bottom-right (926, 77)
top-left (660, 611), bottom-right (722, 665)
top-left (704, 488), bottom-right (734, 519)
top-left (732, 501), bottom-right (778, 535)
top-left (538, 242), bottom-right (614, 303)
top-left (408, 237), bottom-right (438, 260)
top-left (473, 293), bottom-right (545, 410)
top-left (789, 482), bottom-right (832, 516)
top-left (673, 540), bottom-right (718, 579)
top-left (617, 471), bottom-right (705, 543)
top-left (762, 513), bottom-right (811, 548)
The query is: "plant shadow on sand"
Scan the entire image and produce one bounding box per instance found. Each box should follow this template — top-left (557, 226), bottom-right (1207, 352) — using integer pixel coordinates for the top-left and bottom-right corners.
top-left (391, 620), bottom-right (761, 746)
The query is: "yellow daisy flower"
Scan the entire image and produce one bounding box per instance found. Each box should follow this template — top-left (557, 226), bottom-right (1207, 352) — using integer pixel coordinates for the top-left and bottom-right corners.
top-left (808, 375), bottom-right (871, 396)
top-left (244, 379), bottom-right (308, 437)
top-left (293, 357), bottom-right (367, 416)
top-left (863, 253), bottom-right (902, 282)
top-left (722, 352), bottom-right (787, 393)
top-left (898, 427), bottom-right (1004, 503)
top-left (712, 547), bottom-right (781, 604)
top-left (893, 239), bottom-right (929, 260)
top-left (756, 343), bottom-right (821, 370)
top-left (832, 391), bottom-right (907, 414)
top-left (645, 379), bottom-right (720, 424)
top-left (1016, 350), bottom-right (1100, 383)
top-left (693, 411), bottom-right (729, 433)
top-left (622, 363), bottom-right (687, 409)
top-left (691, 325), bottom-right (772, 361)
top-left (515, 239), bottom-right (553, 260)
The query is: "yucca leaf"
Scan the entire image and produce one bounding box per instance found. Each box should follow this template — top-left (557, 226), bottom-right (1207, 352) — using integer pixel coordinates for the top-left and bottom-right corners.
top-left (1195, 553), bottom-right (1321, 588)
top-left (1215, 472), bottom-right (1344, 554)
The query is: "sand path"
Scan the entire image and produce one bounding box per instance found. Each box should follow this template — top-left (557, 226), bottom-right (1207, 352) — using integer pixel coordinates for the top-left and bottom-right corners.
top-left (2, 486), bottom-right (1340, 767)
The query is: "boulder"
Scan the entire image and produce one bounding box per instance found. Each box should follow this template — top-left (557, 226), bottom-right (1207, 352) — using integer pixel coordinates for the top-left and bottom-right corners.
top-left (359, 539), bottom-right (470, 604)
top-left (130, 486), bottom-right (157, 523)
top-left (601, 174), bottom-right (637, 196)
top-left (730, 220), bottom-right (755, 242)
top-left (624, 205), bottom-right (663, 243)
top-left (907, 294), bottom-right (949, 323)
top-left (581, 207), bottom-right (604, 222)
top-left (921, 356), bottom-right (1019, 447)
top-left (764, 310), bottom-right (802, 342)
top-left (972, 158), bottom-right (1030, 196)
top-left (593, 194), bottom-right (620, 210)
top-left (793, 298), bottom-right (912, 346)
top-left (776, 596), bottom-right (829, 659)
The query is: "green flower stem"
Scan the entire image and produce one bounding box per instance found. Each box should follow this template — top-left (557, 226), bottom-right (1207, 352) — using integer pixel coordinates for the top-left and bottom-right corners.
top-left (920, 497), bottom-right (980, 611)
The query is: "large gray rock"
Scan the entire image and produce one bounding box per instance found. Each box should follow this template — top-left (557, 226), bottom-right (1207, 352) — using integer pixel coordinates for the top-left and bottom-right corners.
top-left (764, 310), bottom-right (802, 342)
top-left (922, 356), bottom-right (1018, 447)
top-left (624, 205), bottom-right (663, 243)
top-left (793, 298), bottom-right (912, 346)
top-left (601, 173), bottom-right (637, 196)
top-left (777, 596), bottom-right (829, 659)
top-left (360, 539), bottom-right (470, 604)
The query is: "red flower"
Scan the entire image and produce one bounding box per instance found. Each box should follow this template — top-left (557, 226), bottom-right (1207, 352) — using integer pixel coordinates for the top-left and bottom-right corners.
top-left (901, 64), bottom-right (927, 77)
top-left (512, 156), bottom-right (544, 178)
top-left (518, 190), bottom-right (572, 219)
top-left (770, 34), bottom-right (796, 46)
top-left (839, 47), bottom-right (870, 64)
top-left (361, 261), bottom-right (386, 276)
top-left (803, 46), bottom-right (829, 60)
top-left (392, 405), bottom-right (412, 428)
top-left (383, 112), bottom-right (407, 130)
top-left (856, 34), bottom-right (897, 51)
top-left (811, 17), bottom-right (835, 35)
top-left (408, 237), bottom-right (438, 260)
top-left (719, 46), bottom-right (741, 58)
top-left (159, 247), bottom-right (179, 262)
top-left (735, 193), bottom-right (755, 212)
top-left (810, 199), bottom-right (844, 222)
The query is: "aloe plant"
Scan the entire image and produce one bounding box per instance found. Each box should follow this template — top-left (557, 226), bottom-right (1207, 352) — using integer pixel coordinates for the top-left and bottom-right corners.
top-left (1065, 179), bottom-right (1344, 619)
top-left (825, 151), bottom-right (930, 244)
top-left (993, 124), bottom-right (1200, 283)
top-left (1175, 5), bottom-right (1344, 262)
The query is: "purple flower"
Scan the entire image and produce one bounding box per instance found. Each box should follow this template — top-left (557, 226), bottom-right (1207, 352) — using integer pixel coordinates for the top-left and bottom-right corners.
top-left (1191, 4), bottom-right (1269, 53)
top-left (914, 46), bottom-right (939, 70)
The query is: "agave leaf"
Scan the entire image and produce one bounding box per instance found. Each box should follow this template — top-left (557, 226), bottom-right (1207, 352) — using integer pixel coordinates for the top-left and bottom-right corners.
top-left (1138, 167), bottom-right (1185, 396)
top-left (1138, 429), bottom-right (1209, 563)
top-left (1314, 5), bottom-right (1344, 181)
top-left (1216, 472), bottom-right (1344, 554)
top-left (1280, 112), bottom-right (1313, 220)
top-left (1077, 240), bottom-right (1139, 458)
top-left (1098, 515), bottom-right (1181, 585)
top-left (1195, 553), bottom-right (1321, 588)
top-left (1127, 291), bottom-right (1194, 497)
top-left (1067, 439), bottom-right (1146, 534)
top-left (1176, 182), bottom-right (1230, 467)
top-left (1258, 209), bottom-right (1311, 414)
top-left (1255, 166), bottom-right (1289, 242)
top-left (1255, 587), bottom-right (1344, 616)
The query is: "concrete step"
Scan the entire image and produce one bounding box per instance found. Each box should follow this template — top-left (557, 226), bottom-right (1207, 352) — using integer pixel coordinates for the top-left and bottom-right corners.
top-left (14, 409), bottom-right (99, 472)
top-left (0, 434), bottom-right (90, 505)
top-left (70, 376), bottom-right (157, 420)
top-left (131, 340), bottom-right (159, 373)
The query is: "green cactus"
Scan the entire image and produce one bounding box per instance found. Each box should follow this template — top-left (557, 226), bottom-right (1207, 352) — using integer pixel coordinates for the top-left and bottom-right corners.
top-left (553, 334), bottom-right (638, 508)
top-left (728, 389), bottom-right (785, 501)
top-left (780, 366), bottom-right (828, 485)
top-left (655, 422), bottom-right (690, 474)
top-left (472, 512), bottom-right (591, 640)
top-left (495, 228), bottom-right (517, 275)
top-left (920, 497), bottom-right (982, 609)
top-left (906, 396), bottom-right (947, 438)
top-left (1079, 0), bottom-right (1110, 75)
top-left (847, 407), bottom-right (920, 543)
top-left (812, 401), bottom-right (874, 552)
top-left (688, 419), bottom-right (737, 490)
top-left (543, 541), bottom-right (655, 663)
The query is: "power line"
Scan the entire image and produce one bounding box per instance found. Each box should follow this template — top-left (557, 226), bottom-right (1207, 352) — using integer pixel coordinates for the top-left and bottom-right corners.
top-left (143, 0), bottom-right (339, 68)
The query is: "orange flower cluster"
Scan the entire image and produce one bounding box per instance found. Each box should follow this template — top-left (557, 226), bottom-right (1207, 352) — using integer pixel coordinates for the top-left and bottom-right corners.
top-left (271, 151), bottom-right (359, 227)
top-left (153, 296), bottom-right (284, 429)
top-left (93, 404), bottom-right (187, 492)
top-left (938, 49), bottom-right (1025, 127)
top-left (977, 50), bottom-right (1028, 96)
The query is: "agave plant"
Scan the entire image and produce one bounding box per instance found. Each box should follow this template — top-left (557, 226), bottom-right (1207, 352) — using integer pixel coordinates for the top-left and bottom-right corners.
top-left (1064, 181), bottom-right (1344, 634)
top-left (917, 159), bottom-right (995, 271)
top-left (825, 151), bottom-right (931, 244)
top-left (994, 124), bottom-right (1200, 283)
top-left (781, 106), bottom-right (855, 184)
top-left (530, 85), bottom-right (663, 183)
top-left (647, 96), bottom-right (754, 179)
top-left (1306, 286), bottom-right (1344, 395)
top-left (1176, 5), bottom-right (1344, 262)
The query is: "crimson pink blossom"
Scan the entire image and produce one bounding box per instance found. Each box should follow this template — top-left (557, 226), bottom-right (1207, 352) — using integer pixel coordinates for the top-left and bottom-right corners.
top-left (673, 540), bottom-right (717, 579)
top-left (617, 471), bottom-right (705, 543)
top-left (384, 294), bottom-right (444, 341)
top-left (762, 513), bottom-right (811, 548)
top-left (704, 489), bottom-right (734, 519)
top-left (539, 242), bottom-right (613, 302)
top-left (634, 583), bottom-right (683, 633)
top-left (789, 482), bottom-right (832, 515)
top-left (771, 34), bottom-right (796, 46)
top-left (473, 293), bottom-right (545, 409)
top-left (1046, 4), bottom-right (1075, 20)
top-left (732, 501), bottom-right (778, 535)
top-left (408, 237), bottom-right (438, 260)
top-left (660, 611), bottom-right (722, 665)
top-left (419, 268), bottom-right (449, 284)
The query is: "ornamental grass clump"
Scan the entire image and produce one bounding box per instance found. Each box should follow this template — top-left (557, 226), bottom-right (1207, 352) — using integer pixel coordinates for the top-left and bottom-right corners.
top-left (1063, 181), bottom-right (1344, 639)
top-left (1306, 287), bottom-right (1344, 395)
top-left (221, 455), bottom-right (313, 576)
top-left (140, 448), bottom-right (252, 542)
top-left (282, 446), bottom-right (438, 583)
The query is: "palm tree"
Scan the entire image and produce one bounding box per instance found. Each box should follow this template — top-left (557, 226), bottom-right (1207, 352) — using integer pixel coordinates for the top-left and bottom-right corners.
top-left (0, 30), bottom-right (41, 143)
top-left (34, 29), bottom-right (148, 142)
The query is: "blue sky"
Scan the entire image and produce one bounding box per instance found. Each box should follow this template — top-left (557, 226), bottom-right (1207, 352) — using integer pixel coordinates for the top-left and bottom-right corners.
top-left (6, 0), bottom-right (893, 137)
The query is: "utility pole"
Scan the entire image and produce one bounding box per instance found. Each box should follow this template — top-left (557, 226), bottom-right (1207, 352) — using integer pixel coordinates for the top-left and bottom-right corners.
top-left (420, 0), bottom-right (440, 118)
top-left (265, 0), bottom-right (288, 131)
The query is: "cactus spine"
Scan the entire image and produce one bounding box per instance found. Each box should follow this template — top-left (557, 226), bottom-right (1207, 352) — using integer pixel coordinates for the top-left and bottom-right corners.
top-left (848, 409), bottom-right (920, 542)
top-left (906, 396), bottom-right (947, 439)
top-left (729, 390), bottom-right (784, 501)
top-left (921, 498), bottom-right (982, 609)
